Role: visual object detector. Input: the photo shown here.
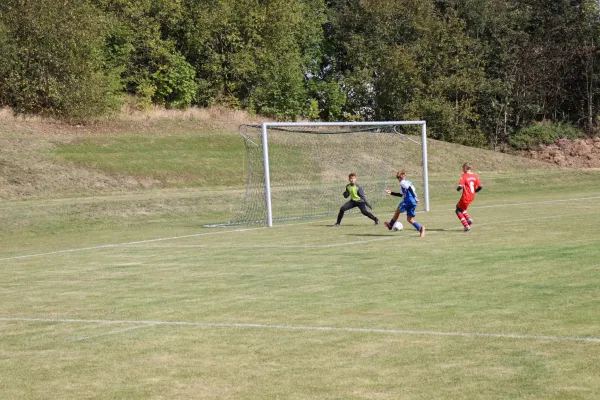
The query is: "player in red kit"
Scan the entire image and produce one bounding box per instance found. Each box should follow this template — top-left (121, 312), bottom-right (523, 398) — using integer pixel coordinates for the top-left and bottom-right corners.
top-left (456, 162), bottom-right (482, 232)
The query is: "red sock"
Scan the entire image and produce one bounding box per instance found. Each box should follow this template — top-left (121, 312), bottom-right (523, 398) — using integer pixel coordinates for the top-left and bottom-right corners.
top-left (457, 212), bottom-right (469, 227)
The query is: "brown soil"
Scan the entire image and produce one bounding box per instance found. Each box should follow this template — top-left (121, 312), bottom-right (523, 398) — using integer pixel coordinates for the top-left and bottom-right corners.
top-left (517, 136), bottom-right (600, 169)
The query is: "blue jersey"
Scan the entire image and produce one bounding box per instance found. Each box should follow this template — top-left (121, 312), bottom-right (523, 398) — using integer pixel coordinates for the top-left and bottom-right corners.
top-left (399, 179), bottom-right (419, 206)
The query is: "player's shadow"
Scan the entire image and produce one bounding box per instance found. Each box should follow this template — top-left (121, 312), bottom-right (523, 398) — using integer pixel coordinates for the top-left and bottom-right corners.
top-left (315, 224), bottom-right (372, 227)
top-left (348, 233), bottom-right (394, 237)
top-left (346, 227), bottom-right (449, 237)
top-left (316, 224), bottom-right (454, 233)
top-left (418, 228), bottom-right (447, 232)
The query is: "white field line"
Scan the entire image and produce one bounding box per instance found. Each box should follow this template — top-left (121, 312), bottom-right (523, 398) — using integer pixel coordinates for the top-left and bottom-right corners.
top-left (1, 317), bottom-right (599, 344)
top-left (466, 195), bottom-right (600, 210)
top-left (426, 195), bottom-right (600, 215)
top-left (123, 236), bottom-right (398, 249)
top-left (458, 212), bottom-right (566, 227)
top-left (0, 226), bottom-right (269, 262)
top-left (66, 324), bottom-right (156, 343)
top-left (2, 195), bottom-right (599, 261)
top-left (114, 213), bottom-right (580, 249)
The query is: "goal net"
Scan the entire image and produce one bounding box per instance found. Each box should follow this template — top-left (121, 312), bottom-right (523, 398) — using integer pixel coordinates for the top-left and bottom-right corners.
top-left (223, 121), bottom-right (428, 227)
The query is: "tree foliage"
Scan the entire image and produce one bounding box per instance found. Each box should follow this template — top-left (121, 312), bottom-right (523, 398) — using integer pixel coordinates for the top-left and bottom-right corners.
top-left (1, 0), bottom-right (600, 147)
top-left (0, 0), bottom-right (122, 120)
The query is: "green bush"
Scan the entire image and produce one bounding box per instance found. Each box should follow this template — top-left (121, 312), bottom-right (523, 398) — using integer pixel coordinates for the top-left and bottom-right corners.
top-left (152, 52), bottom-right (198, 109)
top-left (509, 122), bottom-right (584, 150)
top-left (0, 0), bottom-right (122, 120)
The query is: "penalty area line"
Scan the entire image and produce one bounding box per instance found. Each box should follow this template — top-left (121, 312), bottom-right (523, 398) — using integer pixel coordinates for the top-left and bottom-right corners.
top-left (425, 195), bottom-right (600, 215)
top-left (0, 216), bottom-right (381, 261)
top-left (3, 195), bottom-right (599, 261)
top-left (120, 236), bottom-right (398, 249)
top-left (66, 324), bottom-right (156, 343)
top-left (1, 317), bottom-right (599, 344)
top-left (473, 195), bottom-right (600, 209)
top-left (0, 225), bottom-right (272, 262)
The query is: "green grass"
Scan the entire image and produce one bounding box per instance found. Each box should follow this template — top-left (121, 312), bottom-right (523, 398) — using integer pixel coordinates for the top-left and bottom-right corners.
top-left (54, 134), bottom-right (246, 187)
top-left (2, 171), bottom-right (600, 399)
top-left (1, 116), bottom-right (600, 399)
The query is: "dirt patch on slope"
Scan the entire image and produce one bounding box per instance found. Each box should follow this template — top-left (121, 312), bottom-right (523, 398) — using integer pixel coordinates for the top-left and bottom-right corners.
top-left (518, 136), bottom-right (600, 169)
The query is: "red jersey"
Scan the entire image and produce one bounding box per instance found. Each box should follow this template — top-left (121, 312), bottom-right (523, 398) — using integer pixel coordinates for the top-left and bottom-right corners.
top-left (458, 172), bottom-right (481, 208)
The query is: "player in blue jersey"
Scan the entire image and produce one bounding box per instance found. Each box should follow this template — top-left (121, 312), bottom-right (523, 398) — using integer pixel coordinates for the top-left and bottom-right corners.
top-left (384, 170), bottom-right (425, 237)
top-left (333, 172), bottom-right (379, 227)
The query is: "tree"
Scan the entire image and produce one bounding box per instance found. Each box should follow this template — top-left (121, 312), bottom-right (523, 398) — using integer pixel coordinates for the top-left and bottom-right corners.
top-left (442, 0), bottom-right (530, 147)
top-left (93, 0), bottom-right (198, 109)
top-left (325, 0), bottom-right (487, 145)
top-left (0, 0), bottom-right (122, 120)
top-left (325, 0), bottom-right (434, 120)
top-left (454, 0), bottom-right (600, 140)
top-left (408, 7), bottom-right (488, 145)
top-left (249, 0), bottom-right (326, 119)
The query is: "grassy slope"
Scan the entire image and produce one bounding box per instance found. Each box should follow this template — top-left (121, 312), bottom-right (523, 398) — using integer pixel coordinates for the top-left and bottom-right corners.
top-left (0, 107), bottom-right (260, 198)
top-left (0, 106), bottom-right (562, 200)
top-left (0, 107), bottom-right (259, 238)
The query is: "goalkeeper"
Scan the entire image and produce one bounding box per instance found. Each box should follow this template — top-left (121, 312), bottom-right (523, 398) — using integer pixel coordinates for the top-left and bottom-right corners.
top-left (333, 173), bottom-right (379, 227)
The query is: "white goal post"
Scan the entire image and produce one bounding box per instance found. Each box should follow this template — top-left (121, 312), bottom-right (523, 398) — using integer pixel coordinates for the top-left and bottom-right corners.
top-left (257, 121), bottom-right (429, 227)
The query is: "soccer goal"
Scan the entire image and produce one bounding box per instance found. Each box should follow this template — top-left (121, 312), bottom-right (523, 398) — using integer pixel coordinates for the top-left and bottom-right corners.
top-left (228, 121), bottom-right (428, 227)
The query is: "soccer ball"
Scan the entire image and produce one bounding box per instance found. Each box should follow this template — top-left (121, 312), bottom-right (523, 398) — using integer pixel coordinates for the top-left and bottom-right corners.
top-left (392, 221), bottom-right (403, 231)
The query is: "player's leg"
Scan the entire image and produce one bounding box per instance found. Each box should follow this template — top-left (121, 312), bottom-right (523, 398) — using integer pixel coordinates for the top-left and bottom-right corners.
top-left (406, 206), bottom-right (425, 237)
top-left (385, 206), bottom-right (401, 230)
top-left (456, 203), bottom-right (471, 231)
top-left (335, 201), bottom-right (357, 226)
top-left (463, 210), bottom-right (473, 225)
top-left (357, 202), bottom-right (379, 224)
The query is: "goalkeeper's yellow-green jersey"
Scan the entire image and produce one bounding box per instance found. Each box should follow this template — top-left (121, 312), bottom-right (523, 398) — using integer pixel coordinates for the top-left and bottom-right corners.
top-left (346, 183), bottom-right (364, 202)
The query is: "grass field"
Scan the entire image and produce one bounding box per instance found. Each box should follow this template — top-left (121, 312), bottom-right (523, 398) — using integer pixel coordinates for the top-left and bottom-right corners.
top-left (1, 112), bottom-right (600, 399)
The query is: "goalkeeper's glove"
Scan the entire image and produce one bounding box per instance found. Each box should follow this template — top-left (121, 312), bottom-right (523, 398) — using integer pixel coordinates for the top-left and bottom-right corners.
top-left (365, 201), bottom-right (373, 210)
top-left (343, 190), bottom-right (349, 198)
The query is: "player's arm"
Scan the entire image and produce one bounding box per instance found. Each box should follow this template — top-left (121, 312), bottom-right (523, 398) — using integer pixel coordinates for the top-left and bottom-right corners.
top-left (475, 177), bottom-right (483, 193)
top-left (385, 189), bottom-right (403, 197)
top-left (357, 185), bottom-right (373, 209)
top-left (407, 185), bottom-right (419, 203)
top-left (343, 184), bottom-right (350, 198)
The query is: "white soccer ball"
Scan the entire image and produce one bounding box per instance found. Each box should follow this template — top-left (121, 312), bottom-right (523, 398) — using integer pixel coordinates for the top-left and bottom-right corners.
top-left (392, 221), bottom-right (404, 231)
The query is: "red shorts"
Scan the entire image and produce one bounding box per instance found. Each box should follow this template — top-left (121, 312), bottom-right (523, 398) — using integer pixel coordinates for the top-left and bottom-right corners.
top-left (457, 200), bottom-right (471, 211)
